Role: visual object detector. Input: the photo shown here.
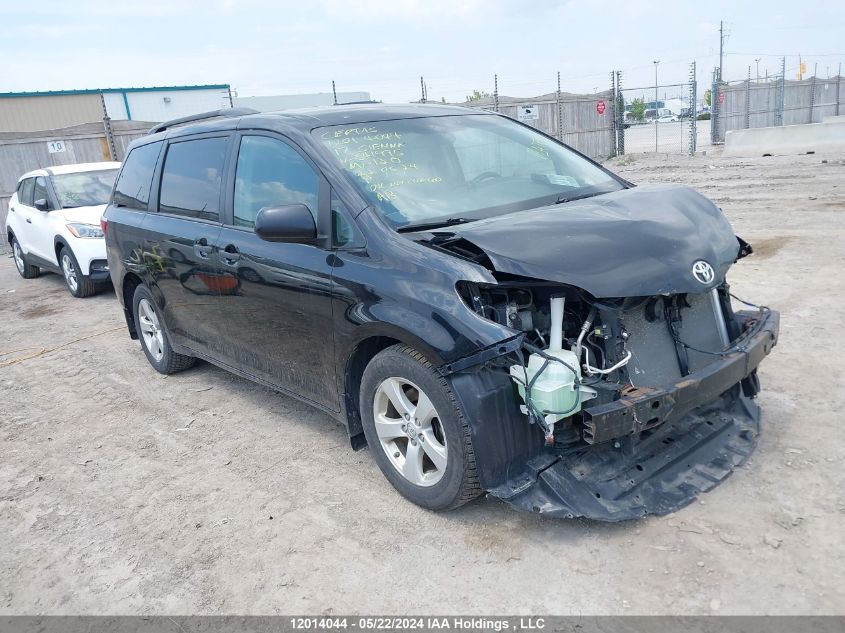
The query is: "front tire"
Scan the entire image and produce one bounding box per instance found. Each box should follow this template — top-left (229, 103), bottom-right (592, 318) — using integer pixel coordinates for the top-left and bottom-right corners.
top-left (59, 246), bottom-right (96, 298)
top-left (132, 285), bottom-right (195, 375)
top-left (11, 237), bottom-right (39, 279)
top-left (360, 344), bottom-right (481, 511)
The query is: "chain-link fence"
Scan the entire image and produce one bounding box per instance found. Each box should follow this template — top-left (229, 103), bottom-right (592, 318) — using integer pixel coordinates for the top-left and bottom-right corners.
top-left (448, 73), bottom-right (617, 162)
top-left (615, 79), bottom-right (700, 155)
top-left (712, 63), bottom-right (843, 142)
top-left (446, 63), bottom-right (703, 160)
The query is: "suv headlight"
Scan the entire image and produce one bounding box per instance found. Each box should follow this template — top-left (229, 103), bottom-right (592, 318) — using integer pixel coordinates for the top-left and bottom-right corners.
top-left (67, 223), bottom-right (104, 239)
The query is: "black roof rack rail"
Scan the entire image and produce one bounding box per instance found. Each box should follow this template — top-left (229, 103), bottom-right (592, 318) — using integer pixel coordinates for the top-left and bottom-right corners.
top-left (147, 107), bottom-right (259, 135)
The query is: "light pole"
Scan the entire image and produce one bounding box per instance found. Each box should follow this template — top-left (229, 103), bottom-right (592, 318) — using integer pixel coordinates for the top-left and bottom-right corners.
top-left (654, 60), bottom-right (660, 152)
top-left (755, 58), bottom-right (760, 83)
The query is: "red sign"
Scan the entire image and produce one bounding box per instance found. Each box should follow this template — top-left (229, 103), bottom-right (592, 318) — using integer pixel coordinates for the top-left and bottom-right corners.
top-left (718, 92), bottom-right (725, 104)
top-left (596, 100), bottom-right (606, 115)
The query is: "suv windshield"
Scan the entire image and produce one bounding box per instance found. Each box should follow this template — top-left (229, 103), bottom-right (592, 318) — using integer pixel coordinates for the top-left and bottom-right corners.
top-left (314, 114), bottom-right (623, 229)
top-left (51, 170), bottom-right (119, 208)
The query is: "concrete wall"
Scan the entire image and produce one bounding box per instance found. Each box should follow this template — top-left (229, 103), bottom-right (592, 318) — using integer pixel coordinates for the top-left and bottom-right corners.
top-left (0, 94), bottom-right (104, 132)
top-left (0, 120), bottom-right (153, 242)
top-left (724, 120), bottom-right (845, 157)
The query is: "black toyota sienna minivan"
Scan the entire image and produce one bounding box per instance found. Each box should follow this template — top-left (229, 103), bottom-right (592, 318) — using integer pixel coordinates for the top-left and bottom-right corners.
top-left (104, 104), bottom-right (779, 520)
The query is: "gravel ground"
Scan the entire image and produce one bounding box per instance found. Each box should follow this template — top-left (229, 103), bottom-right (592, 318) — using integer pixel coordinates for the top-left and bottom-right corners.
top-left (1, 147), bottom-right (844, 615)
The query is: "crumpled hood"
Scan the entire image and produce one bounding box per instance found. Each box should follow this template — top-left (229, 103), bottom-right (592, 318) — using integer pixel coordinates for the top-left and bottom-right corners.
top-left (59, 204), bottom-right (107, 225)
top-left (439, 184), bottom-right (740, 298)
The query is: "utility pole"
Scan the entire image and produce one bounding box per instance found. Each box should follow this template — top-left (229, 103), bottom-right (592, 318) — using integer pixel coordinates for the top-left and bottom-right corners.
top-left (755, 58), bottom-right (760, 83)
top-left (718, 20), bottom-right (725, 81)
top-left (654, 60), bottom-right (660, 152)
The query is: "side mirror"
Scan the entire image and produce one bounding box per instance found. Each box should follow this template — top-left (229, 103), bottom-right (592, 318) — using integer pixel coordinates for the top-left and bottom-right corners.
top-left (34, 198), bottom-right (50, 211)
top-left (254, 204), bottom-right (317, 243)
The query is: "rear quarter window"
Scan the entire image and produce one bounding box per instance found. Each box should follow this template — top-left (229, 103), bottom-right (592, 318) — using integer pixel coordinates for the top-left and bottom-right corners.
top-left (113, 141), bottom-right (163, 210)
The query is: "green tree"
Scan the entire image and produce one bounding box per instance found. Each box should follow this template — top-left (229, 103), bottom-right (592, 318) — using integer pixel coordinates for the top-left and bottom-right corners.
top-left (704, 89), bottom-right (712, 107)
top-left (629, 97), bottom-right (646, 121)
top-left (466, 89), bottom-right (491, 102)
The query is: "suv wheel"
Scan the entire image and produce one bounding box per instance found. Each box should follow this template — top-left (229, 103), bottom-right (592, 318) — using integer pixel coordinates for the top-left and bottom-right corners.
top-left (132, 285), bottom-right (196, 375)
top-left (11, 237), bottom-right (39, 279)
top-left (360, 344), bottom-right (481, 511)
top-left (59, 246), bottom-right (96, 298)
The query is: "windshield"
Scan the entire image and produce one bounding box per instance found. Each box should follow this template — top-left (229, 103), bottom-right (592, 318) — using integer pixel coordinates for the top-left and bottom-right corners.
top-left (314, 114), bottom-right (623, 229)
top-left (51, 169), bottom-right (119, 208)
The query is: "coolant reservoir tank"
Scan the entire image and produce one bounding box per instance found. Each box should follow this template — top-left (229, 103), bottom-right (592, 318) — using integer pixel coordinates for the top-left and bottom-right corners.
top-left (510, 349), bottom-right (582, 423)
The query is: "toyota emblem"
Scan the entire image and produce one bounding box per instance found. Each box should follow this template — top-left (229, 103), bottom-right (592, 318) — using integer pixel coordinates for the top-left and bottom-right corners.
top-left (692, 260), bottom-right (715, 285)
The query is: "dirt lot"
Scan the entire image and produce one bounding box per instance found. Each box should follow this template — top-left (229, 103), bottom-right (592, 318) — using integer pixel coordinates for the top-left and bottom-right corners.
top-left (1, 148), bottom-right (844, 616)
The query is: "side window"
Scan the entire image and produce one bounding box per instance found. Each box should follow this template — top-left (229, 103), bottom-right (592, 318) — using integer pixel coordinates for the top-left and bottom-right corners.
top-left (19, 178), bottom-right (35, 206)
top-left (159, 137), bottom-right (227, 221)
top-left (33, 177), bottom-right (51, 209)
top-left (113, 141), bottom-right (162, 210)
top-left (233, 136), bottom-right (319, 228)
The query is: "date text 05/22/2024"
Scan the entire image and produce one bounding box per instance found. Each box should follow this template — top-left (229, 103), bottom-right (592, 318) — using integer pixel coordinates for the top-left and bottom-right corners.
top-left (289, 617), bottom-right (547, 631)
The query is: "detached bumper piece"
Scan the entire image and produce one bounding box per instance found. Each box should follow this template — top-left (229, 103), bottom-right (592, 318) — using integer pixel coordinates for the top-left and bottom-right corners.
top-left (488, 309), bottom-right (779, 521)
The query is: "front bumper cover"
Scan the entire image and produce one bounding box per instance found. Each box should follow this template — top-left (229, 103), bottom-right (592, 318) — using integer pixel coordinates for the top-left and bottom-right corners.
top-left (487, 309), bottom-right (779, 521)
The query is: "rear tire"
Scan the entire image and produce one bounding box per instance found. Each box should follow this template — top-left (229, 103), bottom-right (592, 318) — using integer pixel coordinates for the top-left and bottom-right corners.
top-left (11, 237), bottom-right (39, 279)
top-left (360, 344), bottom-right (482, 511)
top-left (59, 246), bottom-right (96, 298)
top-left (132, 285), bottom-right (196, 375)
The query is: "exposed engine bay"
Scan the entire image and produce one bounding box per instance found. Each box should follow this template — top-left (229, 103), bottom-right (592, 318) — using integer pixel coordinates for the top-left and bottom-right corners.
top-left (457, 278), bottom-right (772, 450)
top-left (403, 185), bottom-right (780, 519)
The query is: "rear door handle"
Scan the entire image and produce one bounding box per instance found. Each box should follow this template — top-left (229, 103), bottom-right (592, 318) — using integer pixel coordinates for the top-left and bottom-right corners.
top-left (193, 238), bottom-right (213, 259)
top-left (220, 245), bottom-right (241, 265)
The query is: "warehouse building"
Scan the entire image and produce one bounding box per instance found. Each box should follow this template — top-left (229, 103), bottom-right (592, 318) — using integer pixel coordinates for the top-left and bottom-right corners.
top-left (0, 84), bottom-right (232, 132)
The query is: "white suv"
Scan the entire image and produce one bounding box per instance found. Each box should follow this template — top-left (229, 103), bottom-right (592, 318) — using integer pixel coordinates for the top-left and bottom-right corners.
top-left (7, 162), bottom-right (120, 297)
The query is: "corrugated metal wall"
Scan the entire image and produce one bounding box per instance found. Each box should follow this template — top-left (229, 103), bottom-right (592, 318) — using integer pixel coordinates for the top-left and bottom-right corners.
top-left (1, 120), bottom-right (152, 243)
top-left (0, 94), bottom-right (104, 133)
top-left (103, 88), bottom-right (231, 123)
top-left (1, 87), bottom-right (231, 133)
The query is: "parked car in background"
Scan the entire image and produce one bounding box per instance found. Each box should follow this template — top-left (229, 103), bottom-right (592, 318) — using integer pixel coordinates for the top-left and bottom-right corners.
top-left (656, 114), bottom-right (679, 123)
top-left (104, 105), bottom-right (778, 520)
top-left (7, 162), bottom-right (120, 297)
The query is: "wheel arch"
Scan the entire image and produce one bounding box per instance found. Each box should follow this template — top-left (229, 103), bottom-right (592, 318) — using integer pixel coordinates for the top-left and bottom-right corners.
top-left (53, 235), bottom-right (71, 263)
top-left (341, 326), bottom-right (451, 450)
top-left (342, 335), bottom-right (403, 450)
top-left (121, 272), bottom-right (144, 339)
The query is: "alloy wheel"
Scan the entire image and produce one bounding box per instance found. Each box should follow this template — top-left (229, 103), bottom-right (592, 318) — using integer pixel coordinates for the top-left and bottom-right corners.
top-left (61, 253), bottom-right (78, 293)
top-left (138, 298), bottom-right (165, 362)
top-left (373, 377), bottom-right (448, 487)
top-left (13, 241), bottom-right (25, 274)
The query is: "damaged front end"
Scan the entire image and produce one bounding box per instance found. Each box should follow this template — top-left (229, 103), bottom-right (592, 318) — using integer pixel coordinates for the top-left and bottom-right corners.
top-left (445, 270), bottom-right (779, 521)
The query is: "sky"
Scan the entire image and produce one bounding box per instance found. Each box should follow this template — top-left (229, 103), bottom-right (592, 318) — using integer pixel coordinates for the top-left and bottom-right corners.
top-left (1, 0), bottom-right (844, 103)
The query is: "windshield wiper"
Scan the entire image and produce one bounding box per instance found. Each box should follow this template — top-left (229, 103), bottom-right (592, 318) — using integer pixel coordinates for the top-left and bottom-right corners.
top-left (554, 190), bottom-right (607, 205)
top-left (397, 217), bottom-right (474, 233)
